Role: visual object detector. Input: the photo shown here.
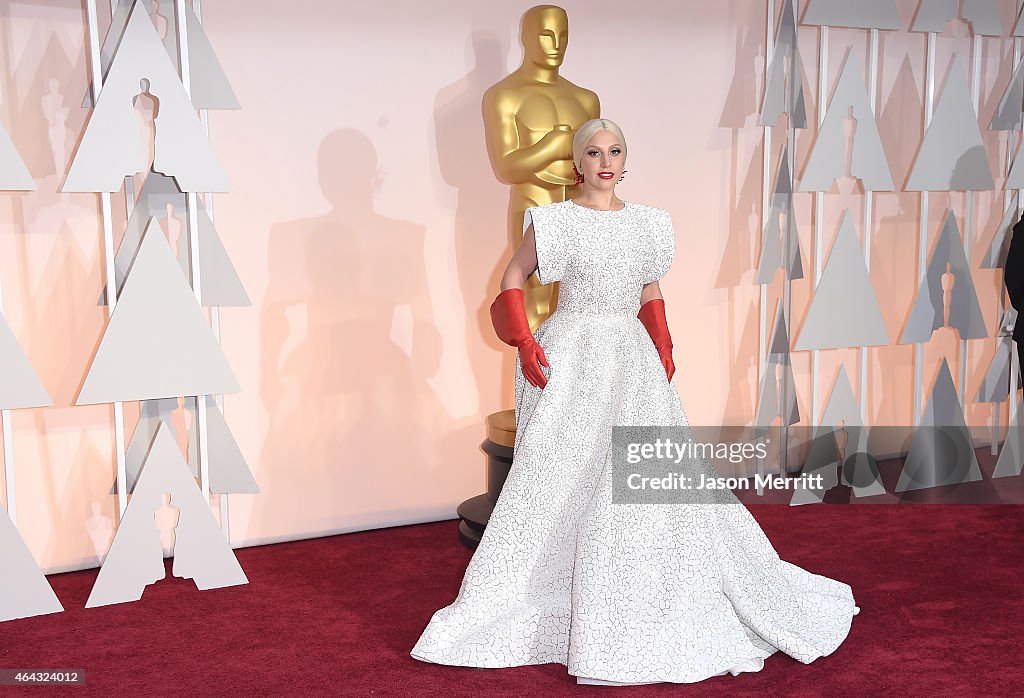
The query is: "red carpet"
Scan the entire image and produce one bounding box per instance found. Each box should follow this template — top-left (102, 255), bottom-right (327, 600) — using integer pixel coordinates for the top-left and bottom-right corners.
top-left (2, 504), bottom-right (1021, 696)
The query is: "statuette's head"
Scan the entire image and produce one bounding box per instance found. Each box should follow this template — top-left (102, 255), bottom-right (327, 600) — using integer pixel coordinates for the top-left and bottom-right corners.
top-left (572, 118), bottom-right (627, 190)
top-left (522, 5), bottom-right (568, 69)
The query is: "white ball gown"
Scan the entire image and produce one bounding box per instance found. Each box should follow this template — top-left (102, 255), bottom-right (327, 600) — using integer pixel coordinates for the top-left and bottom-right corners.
top-left (410, 199), bottom-right (859, 685)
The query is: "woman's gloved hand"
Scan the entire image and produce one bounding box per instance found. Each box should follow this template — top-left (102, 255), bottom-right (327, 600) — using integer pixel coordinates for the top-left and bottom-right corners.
top-left (638, 298), bottom-right (675, 382)
top-left (489, 287), bottom-right (549, 388)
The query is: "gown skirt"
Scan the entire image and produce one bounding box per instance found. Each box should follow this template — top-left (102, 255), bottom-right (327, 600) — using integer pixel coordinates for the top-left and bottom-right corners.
top-left (410, 200), bottom-right (859, 684)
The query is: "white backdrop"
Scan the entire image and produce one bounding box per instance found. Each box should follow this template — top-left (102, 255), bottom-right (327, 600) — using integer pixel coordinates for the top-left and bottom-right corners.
top-left (0, 0), bottom-right (1016, 573)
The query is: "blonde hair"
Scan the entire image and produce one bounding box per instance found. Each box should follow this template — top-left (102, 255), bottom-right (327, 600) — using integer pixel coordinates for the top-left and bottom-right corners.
top-left (572, 118), bottom-right (627, 173)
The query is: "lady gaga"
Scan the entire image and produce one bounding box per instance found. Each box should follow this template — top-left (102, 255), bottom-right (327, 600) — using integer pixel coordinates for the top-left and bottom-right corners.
top-left (410, 118), bottom-right (859, 685)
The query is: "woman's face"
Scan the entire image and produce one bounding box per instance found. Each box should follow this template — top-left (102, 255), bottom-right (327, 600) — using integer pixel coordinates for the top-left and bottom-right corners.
top-left (579, 129), bottom-right (625, 190)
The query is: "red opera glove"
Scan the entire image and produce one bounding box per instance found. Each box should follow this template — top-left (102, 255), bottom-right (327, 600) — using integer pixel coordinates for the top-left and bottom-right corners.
top-left (638, 298), bottom-right (675, 382)
top-left (489, 287), bottom-right (549, 389)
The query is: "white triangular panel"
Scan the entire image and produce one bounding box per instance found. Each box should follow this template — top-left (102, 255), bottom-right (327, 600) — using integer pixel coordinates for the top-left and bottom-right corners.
top-left (0, 507), bottom-right (63, 621)
top-left (896, 359), bottom-right (982, 491)
top-left (794, 211), bottom-right (890, 350)
top-left (76, 218), bottom-right (240, 404)
top-left (86, 423), bottom-right (247, 608)
top-left (802, 0), bottom-right (903, 30)
top-left (799, 47), bottom-right (895, 192)
top-left (899, 212), bottom-right (988, 342)
top-left (905, 55), bottom-right (994, 191)
top-left (63, 0), bottom-right (230, 192)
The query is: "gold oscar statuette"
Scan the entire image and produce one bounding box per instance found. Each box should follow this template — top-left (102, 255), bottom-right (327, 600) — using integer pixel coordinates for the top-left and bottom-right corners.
top-left (457, 5), bottom-right (600, 549)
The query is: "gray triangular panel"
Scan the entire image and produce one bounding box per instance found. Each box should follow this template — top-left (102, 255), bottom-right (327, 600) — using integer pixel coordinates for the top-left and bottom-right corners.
top-left (1002, 141), bottom-right (1024, 189)
top-left (758, 150), bottom-right (789, 283)
top-left (768, 300), bottom-right (791, 355)
top-left (784, 365), bottom-right (800, 425)
top-left (76, 218), bottom-right (241, 404)
top-left (896, 359), bottom-right (982, 491)
top-left (82, 0), bottom-right (136, 108)
top-left (1002, 305), bottom-right (1018, 336)
top-left (86, 423), bottom-right (247, 608)
top-left (911, 0), bottom-right (960, 32)
top-left (86, 1), bottom-right (237, 110)
top-left (63, 0), bottom-right (230, 192)
top-left (1015, 6), bottom-right (1024, 36)
top-left (0, 312), bottom-right (52, 409)
top-left (785, 211), bottom-right (804, 280)
top-left (0, 118), bottom-right (35, 190)
top-left (120, 396), bottom-right (259, 494)
top-left (912, 0), bottom-right (1003, 35)
top-left (759, 146), bottom-right (804, 282)
top-left (899, 211), bottom-right (989, 342)
top-left (979, 195), bottom-right (1019, 269)
top-left (162, 1), bottom-right (240, 110)
top-left (113, 397), bottom-right (198, 494)
top-left (801, 367), bottom-right (862, 478)
top-left (760, 47), bottom-right (809, 129)
top-left (905, 55), bottom-right (994, 191)
top-left (800, 427), bottom-right (842, 475)
top-left (755, 356), bottom-right (800, 427)
top-left (802, 0), bottom-right (903, 30)
top-left (755, 362), bottom-right (779, 428)
top-left (989, 60), bottom-right (1024, 131)
top-left (821, 367), bottom-right (863, 428)
top-left (800, 47), bottom-right (895, 192)
top-left (794, 210), bottom-right (890, 350)
top-left (103, 181), bottom-right (248, 307)
top-left (993, 395), bottom-right (1024, 477)
top-left (760, 0), bottom-right (808, 129)
top-left (101, 173), bottom-right (186, 304)
top-left (206, 396), bottom-right (259, 494)
top-left (0, 507), bottom-right (63, 621)
top-left (187, 207), bottom-right (251, 307)
top-left (975, 339), bottom-right (1013, 403)
top-left (819, 366), bottom-right (873, 491)
top-left (962, 0), bottom-right (1004, 35)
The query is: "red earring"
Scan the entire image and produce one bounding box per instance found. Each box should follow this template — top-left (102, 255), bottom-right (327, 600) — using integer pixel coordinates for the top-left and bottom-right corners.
top-left (573, 163), bottom-right (583, 185)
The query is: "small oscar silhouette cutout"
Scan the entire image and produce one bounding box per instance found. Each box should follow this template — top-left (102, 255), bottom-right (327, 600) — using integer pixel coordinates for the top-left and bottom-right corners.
top-left (774, 362), bottom-right (783, 416)
top-left (164, 203), bottom-right (183, 262)
top-left (837, 105), bottom-right (859, 195)
top-left (132, 77), bottom-right (160, 187)
top-left (41, 78), bottom-right (69, 178)
top-left (171, 396), bottom-right (192, 466)
top-left (782, 51), bottom-right (794, 130)
top-left (836, 418), bottom-right (850, 486)
top-left (753, 53), bottom-right (765, 118)
top-left (154, 492), bottom-right (180, 569)
top-left (941, 262), bottom-right (955, 329)
top-left (934, 262), bottom-right (961, 386)
top-left (778, 206), bottom-right (790, 277)
top-left (150, 0), bottom-right (169, 41)
top-left (85, 502), bottom-right (114, 560)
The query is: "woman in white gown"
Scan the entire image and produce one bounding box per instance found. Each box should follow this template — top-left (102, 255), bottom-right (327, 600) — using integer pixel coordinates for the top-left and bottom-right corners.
top-left (410, 118), bottom-right (859, 685)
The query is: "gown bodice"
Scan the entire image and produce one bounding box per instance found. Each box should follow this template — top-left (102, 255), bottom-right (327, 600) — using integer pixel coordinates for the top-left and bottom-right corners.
top-left (522, 199), bottom-right (676, 319)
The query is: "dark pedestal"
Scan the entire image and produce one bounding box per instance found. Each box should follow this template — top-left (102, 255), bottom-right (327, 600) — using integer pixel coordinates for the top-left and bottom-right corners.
top-left (457, 410), bottom-right (515, 550)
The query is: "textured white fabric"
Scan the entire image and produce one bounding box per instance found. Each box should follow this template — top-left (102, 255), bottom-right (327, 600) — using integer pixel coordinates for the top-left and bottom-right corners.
top-left (410, 199), bottom-right (859, 684)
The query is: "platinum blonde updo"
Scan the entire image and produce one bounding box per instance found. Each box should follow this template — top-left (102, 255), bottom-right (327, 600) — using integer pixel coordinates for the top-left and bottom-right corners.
top-left (572, 118), bottom-right (627, 173)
